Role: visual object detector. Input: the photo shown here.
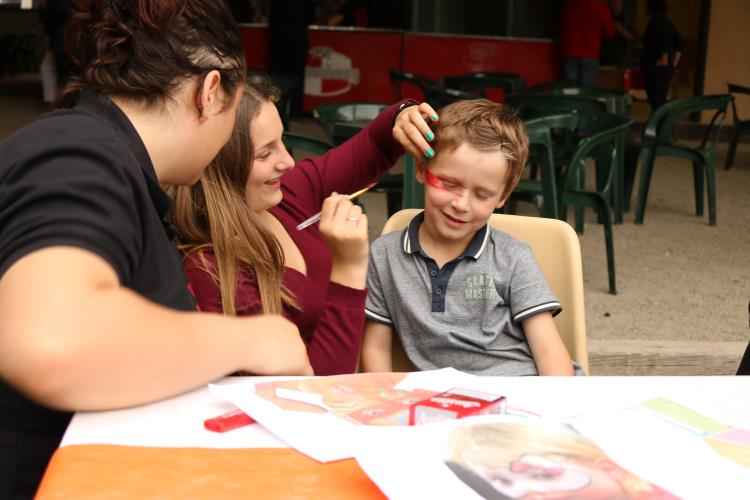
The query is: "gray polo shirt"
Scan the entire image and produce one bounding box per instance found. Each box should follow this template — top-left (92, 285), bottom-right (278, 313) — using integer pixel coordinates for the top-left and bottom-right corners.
top-left (366, 211), bottom-right (563, 376)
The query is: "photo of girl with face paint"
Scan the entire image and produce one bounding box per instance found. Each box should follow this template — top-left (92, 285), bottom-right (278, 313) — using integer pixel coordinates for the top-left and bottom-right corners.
top-left (446, 421), bottom-right (678, 499)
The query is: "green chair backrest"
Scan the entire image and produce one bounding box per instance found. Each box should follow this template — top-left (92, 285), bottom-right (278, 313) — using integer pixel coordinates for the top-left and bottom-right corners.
top-left (521, 114), bottom-right (580, 218)
top-left (561, 113), bottom-right (632, 195)
top-left (312, 102), bottom-right (388, 143)
top-left (424, 84), bottom-right (477, 110)
top-left (528, 82), bottom-right (630, 116)
top-left (282, 132), bottom-right (333, 157)
top-left (464, 71), bottom-right (526, 94)
top-left (643, 94), bottom-right (731, 151)
top-left (441, 75), bottom-right (517, 97)
top-left (506, 94), bottom-right (608, 130)
top-left (525, 113), bottom-right (580, 132)
top-left (526, 79), bottom-right (577, 93)
top-left (389, 70), bottom-right (436, 101)
top-left (727, 83), bottom-right (750, 123)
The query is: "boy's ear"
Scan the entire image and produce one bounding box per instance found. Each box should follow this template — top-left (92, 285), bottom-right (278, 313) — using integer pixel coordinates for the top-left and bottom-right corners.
top-left (415, 163), bottom-right (427, 185)
top-left (495, 195), bottom-right (508, 209)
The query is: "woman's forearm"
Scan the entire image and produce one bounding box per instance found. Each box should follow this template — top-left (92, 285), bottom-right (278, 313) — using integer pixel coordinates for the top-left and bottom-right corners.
top-left (0, 247), bottom-right (311, 411)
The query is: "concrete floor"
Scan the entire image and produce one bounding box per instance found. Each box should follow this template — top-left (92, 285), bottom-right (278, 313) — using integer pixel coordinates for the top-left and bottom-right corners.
top-left (3, 74), bottom-right (749, 375)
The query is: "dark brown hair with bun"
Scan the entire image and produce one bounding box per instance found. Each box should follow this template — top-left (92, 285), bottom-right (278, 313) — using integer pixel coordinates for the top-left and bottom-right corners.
top-left (64, 0), bottom-right (245, 107)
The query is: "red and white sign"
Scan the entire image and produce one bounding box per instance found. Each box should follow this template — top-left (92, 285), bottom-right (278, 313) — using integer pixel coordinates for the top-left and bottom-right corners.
top-left (305, 45), bottom-right (361, 97)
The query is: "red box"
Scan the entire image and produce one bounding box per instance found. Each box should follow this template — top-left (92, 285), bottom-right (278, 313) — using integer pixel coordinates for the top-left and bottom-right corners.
top-left (409, 388), bottom-right (507, 425)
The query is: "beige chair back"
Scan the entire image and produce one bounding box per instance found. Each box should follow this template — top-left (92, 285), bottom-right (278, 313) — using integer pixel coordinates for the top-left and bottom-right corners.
top-left (380, 209), bottom-right (589, 374)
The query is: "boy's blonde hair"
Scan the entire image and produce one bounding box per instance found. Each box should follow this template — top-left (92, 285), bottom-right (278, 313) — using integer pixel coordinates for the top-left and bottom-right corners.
top-left (431, 99), bottom-right (528, 201)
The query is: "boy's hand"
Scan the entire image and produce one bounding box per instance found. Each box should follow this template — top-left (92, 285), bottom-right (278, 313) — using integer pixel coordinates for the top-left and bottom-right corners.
top-left (523, 312), bottom-right (574, 376)
top-left (393, 102), bottom-right (439, 162)
top-left (318, 194), bottom-right (369, 289)
top-left (362, 320), bottom-right (394, 372)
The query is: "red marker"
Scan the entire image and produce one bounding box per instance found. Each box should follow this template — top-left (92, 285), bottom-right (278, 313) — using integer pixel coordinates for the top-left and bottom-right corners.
top-left (203, 409), bottom-right (255, 433)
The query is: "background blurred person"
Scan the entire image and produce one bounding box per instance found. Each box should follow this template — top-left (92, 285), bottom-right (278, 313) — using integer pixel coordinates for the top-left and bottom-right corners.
top-left (559, 0), bottom-right (616, 87)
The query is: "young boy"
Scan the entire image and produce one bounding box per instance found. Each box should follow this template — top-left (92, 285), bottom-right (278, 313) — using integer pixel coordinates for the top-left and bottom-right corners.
top-left (362, 99), bottom-right (579, 376)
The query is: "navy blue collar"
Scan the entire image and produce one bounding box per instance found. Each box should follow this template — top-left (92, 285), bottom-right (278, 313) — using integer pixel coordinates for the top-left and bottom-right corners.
top-left (400, 211), bottom-right (490, 260)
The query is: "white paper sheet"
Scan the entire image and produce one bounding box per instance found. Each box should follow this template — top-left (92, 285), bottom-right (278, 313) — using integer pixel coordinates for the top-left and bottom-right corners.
top-left (570, 407), bottom-right (750, 500)
top-left (209, 368), bottom-right (483, 462)
top-left (62, 380), bottom-right (286, 449)
top-left (355, 413), bottom-right (750, 500)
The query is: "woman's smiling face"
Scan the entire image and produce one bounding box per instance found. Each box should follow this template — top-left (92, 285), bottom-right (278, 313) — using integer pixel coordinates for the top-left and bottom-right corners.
top-left (245, 101), bottom-right (295, 213)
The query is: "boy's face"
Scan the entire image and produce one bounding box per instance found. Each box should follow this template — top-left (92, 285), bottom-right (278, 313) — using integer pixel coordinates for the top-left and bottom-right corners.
top-left (416, 142), bottom-right (509, 248)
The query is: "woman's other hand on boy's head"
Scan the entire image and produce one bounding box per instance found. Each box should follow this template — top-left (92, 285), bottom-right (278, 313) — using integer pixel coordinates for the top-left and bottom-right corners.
top-left (393, 102), bottom-right (439, 163)
top-left (318, 194), bottom-right (369, 289)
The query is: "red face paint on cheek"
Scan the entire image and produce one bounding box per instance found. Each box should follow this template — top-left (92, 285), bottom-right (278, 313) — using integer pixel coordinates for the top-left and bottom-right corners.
top-left (424, 169), bottom-right (446, 190)
top-left (425, 169), bottom-right (466, 194)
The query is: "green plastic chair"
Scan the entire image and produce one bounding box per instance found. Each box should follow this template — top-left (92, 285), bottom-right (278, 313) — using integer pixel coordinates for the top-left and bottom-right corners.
top-left (526, 79), bottom-right (577, 93)
top-left (506, 93), bottom-right (608, 129)
top-left (423, 84), bottom-right (477, 109)
top-left (725, 83), bottom-right (750, 169)
top-left (528, 84), bottom-right (630, 116)
top-left (633, 94), bottom-right (731, 226)
top-left (464, 71), bottom-right (526, 94)
top-left (505, 94), bottom-right (625, 226)
top-left (510, 113), bottom-right (580, 220)
top-left (513, 113), bottom-right (631, 294)
top-left (389, 70), bottom-right (436, 101)
top-left (561, 113), bottom-right (631, 294)
top-left (440, 73), bottom-right (522, 100)
top-left (312, 102), bottom-right (389, 144)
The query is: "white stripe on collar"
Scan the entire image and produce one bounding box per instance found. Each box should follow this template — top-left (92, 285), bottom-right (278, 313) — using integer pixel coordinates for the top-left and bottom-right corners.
top-left (473, 224), bottom-right (491, 259)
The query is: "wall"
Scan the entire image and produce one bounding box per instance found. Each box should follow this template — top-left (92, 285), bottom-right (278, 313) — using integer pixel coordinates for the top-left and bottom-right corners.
top-left (704, 0), bottom-right (750, 120)
top-left (240, 25), bottom-right (559, 111)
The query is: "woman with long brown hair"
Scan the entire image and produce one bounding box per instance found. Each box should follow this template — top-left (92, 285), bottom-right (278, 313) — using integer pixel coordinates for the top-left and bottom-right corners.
top-left (0, 2), bottom-right (311, 496)
top-left (173, 76), bottom-right (438, 375)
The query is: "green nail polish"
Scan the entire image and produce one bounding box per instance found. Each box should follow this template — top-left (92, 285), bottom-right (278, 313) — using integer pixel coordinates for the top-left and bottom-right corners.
top-left (426, 149), bottom-right (435, 158)
top-left (431, 113), bottom-right (439, 121)
top-left (425, 131), bottom-right (434, 141)
top-left (421, 156), bottom-right (429, 163)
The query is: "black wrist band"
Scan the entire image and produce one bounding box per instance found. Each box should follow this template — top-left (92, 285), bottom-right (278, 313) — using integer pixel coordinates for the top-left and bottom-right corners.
top-left (393, 99), bottom-right (420, 127)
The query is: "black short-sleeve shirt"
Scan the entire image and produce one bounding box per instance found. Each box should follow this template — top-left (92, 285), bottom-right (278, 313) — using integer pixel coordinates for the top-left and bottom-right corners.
top-left (0, 90), bottom-right (195, 498)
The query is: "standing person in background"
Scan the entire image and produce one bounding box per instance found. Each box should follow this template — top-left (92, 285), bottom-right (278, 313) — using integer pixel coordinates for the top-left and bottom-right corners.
top-left (559, 0), bottom-right (616, 87)
top-left (0, 1), bottom-right (311, 497)
top-left (326, 0), bottom-right (369, 27)
top-left (641, 0), bottom-right (683, 110)
top-left (602, 0), bottom-right (636, 70)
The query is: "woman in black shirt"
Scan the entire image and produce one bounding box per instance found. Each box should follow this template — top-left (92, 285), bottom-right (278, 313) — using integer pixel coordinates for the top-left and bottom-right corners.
top-left (0, 1), bottom-right (311, 497)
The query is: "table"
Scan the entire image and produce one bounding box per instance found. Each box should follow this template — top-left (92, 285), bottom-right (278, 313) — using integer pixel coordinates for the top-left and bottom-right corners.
top-left (36, 376), bottom-right (750, 498)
